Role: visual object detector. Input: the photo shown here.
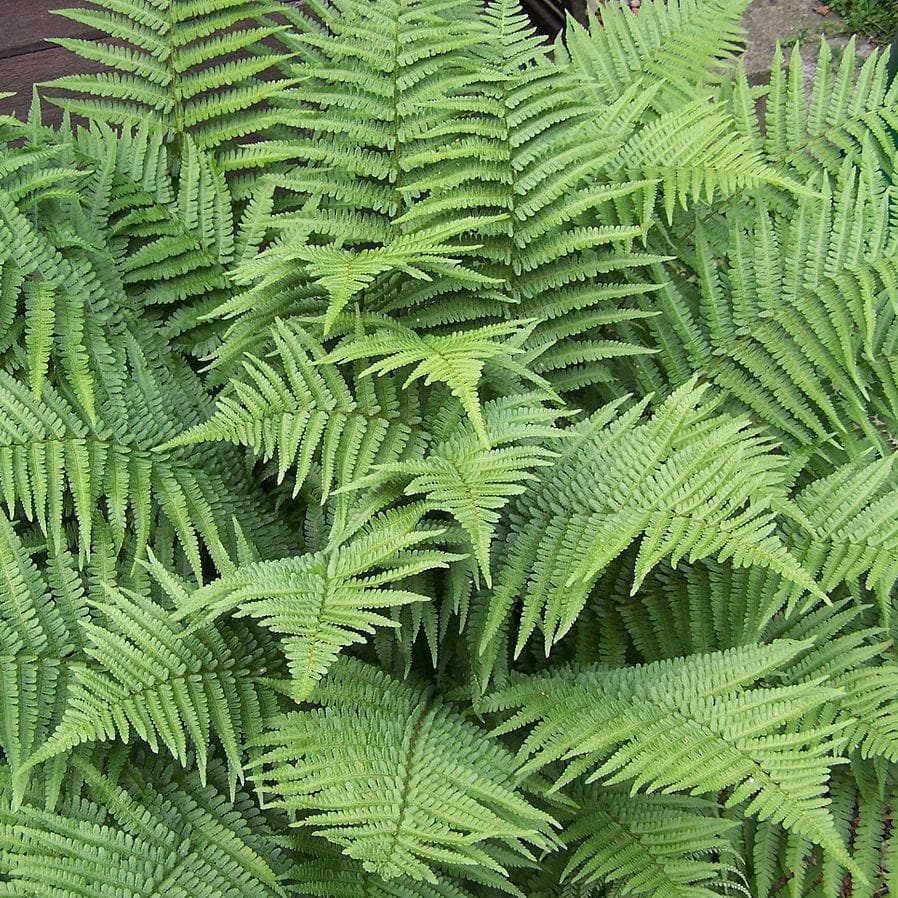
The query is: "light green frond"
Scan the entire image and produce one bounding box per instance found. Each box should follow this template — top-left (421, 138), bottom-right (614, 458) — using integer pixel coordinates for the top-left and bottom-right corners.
top-left (482, 382), bottom-right (819, 659)
top-left (22, 586), bottom-right (276, 787)
top-left (168, 505), bottom-right (457, 700)
top-left (288, 853), bottom-right (486, 898)
top-left (484, 641), bottom-right (857, 874)
top-left (373, 395), bottom-right (561, 584)
top-left (160, 318), bottom-right (417, 502)
top-left (609, 100), bottom-right (803, 222)
top-left (325, 318), bottom-right (536, 446)
top-left (253, 657), bottom-right (557, 883)
top-left (790, 457), bottom-right (898, 617)
top-left (561, 787), bottom-right (742, 897)
top-left (624, 155), bottom-right (898, 449)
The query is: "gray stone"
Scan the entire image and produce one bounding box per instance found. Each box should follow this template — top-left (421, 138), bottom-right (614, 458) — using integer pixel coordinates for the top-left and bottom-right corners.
top-left (741, 0), bottom-right (878, 80)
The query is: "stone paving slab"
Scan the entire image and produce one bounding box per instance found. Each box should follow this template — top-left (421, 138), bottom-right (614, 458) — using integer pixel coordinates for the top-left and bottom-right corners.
top-left (742, 0), bottom-right (878, 79)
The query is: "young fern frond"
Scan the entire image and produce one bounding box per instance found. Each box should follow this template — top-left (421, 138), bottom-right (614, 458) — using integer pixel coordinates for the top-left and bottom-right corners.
top-left (369, 395), bottom-right (562, 585)
top-left (324, 318), bottom-right (539, 446)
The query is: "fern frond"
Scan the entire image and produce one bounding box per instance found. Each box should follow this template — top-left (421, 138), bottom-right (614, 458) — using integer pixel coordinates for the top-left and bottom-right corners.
top-left (756, 40), bottom-right (898, 177)
top-left (790, 457), bottom-right (898, 618)
top-left (562, 0), bottom-right (748, 111)
top-left (623, 157), bottom-right (898, 448)
top-left (561, 787), bottom-right (743, 897)
top-left (481, 381), bottom-right (820, 660)
top-left (168, 505), bottom-right (458, 701)
top-left (22, 586), bottom-right (276, 788)
top-left (485, 641), bottom-right (857, 873)
top-left (0, 755), bottom-right (286, 898)
top-left (253, 657), bottom-right (557, 883)
top-left (370, 395), bottom-right (562, 584)
top-left (161, 319), bottom-right (417, 502)
top-left (47, 0), bottom-right (298, 153)
top-left (0, 513), bottom-right (80, 804)
top-left (609, 100), bottom-right (803, 222)
top-left (325, 318), bottom-right (537, 446)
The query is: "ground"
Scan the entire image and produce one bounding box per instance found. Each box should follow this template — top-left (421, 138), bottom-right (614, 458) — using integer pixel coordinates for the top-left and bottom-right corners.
top-left (741, 0), bottom-right (879, 78)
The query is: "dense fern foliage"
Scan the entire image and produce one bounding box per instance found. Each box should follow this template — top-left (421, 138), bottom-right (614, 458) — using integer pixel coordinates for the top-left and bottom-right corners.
top-left (1, 0), bottom-right (898, 895)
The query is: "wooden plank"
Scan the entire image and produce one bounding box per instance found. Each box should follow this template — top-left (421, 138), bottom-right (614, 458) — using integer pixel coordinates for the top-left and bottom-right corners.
top-left (0, 0), bottom-right (97, 59)
top-left (0, 46), bottom-right (105, 121)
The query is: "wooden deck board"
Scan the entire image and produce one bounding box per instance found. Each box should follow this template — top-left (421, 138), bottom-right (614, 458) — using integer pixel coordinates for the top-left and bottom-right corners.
top-left (0, 0), bottom-right (308, 122)
top-left (0, 0), bottom-right (97, 59)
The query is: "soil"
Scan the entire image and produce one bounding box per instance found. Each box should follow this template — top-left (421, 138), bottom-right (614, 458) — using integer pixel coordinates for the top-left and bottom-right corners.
top-left (741, 0), bottom-right (879, 79)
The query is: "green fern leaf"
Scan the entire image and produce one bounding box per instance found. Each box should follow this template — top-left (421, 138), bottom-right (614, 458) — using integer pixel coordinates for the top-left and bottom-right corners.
top-left (253, 657), bottom-right (557, 883)
top-left (168, 505), bottom-right (459, 701)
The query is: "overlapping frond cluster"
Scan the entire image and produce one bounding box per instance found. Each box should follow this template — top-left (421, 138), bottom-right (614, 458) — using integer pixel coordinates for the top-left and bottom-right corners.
top-left (2, 0), bottom-right (898, 896)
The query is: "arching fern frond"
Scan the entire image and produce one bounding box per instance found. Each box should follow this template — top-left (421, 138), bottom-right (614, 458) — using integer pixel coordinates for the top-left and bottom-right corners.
top-left (0, 755), bottom-right (286, 898)
top-left (288, 853), bottom-right (487, 898)
top-left (480, 381), bottom-right (820, 661)
top-left (789, 456), bottom-right (898, 619)
top-left (22, 587), bottom-right (277, 788)
top-left (608, 100), bottom-right (802, 222)
top-left (168, 505), bottom-right (458, 701)
top-left (253, 657), bottom-right (557, 883)
top-left (619, 153), bottom-right (898, 449)
top-left (485, 640), bottom-right (857, 874)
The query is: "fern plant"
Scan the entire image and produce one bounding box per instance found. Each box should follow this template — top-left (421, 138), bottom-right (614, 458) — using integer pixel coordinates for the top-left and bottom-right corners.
top-left (2, 0), bottom-right (898, 896)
